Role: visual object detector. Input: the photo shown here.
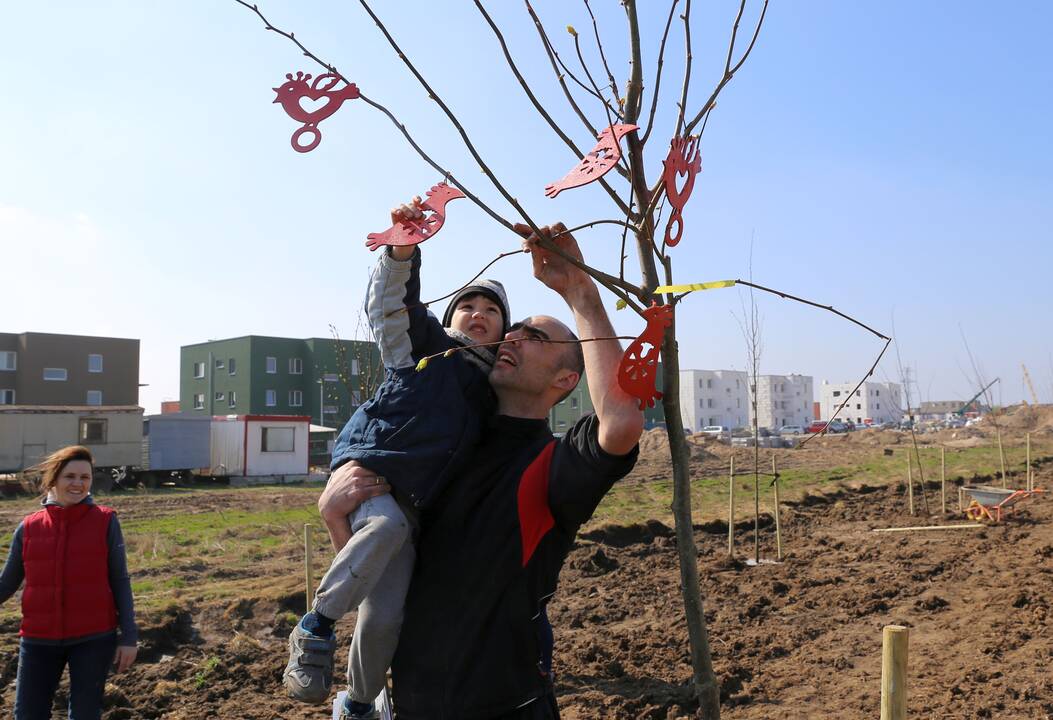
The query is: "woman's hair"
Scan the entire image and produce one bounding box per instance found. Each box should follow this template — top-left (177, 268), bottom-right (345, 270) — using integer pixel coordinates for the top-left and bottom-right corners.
top-left (34, 445), bottom-right (95, 494)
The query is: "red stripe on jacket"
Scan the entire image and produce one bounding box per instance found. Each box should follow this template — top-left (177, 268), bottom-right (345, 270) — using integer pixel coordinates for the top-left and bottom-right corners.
top-left (517, 440), bottom-right (557, 567)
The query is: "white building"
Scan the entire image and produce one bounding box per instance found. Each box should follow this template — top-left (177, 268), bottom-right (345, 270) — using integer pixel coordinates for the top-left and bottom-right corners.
top-left (680, 370), bottom-right (749, 432)
top-left (752, 374), bottom-right (813, 430)
top-left (819, 381), bottom-right (902, 425)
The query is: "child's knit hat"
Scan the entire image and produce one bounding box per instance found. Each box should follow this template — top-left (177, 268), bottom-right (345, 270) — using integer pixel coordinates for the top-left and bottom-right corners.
top-left (442, 279), bottom-right (511, 335)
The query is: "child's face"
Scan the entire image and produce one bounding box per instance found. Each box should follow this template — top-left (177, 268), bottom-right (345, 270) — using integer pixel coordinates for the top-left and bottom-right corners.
top-left (450, 294), bottom-right (503, 345)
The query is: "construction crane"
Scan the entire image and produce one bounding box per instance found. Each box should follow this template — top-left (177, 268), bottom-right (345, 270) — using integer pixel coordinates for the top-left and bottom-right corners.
top-left (956, 377), bottom-right (999, 416)
top-left (1022, 363), bottom-right (1040, 405)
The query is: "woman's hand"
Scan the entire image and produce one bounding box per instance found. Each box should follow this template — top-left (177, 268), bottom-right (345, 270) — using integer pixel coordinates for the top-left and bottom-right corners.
top-left (114, 645), bottom-right (138, 673)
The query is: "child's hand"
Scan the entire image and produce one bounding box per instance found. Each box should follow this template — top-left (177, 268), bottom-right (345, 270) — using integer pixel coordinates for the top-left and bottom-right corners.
top-left (388, 196), bottom-right (425, 260)
top-left (114, 645), bottom-right (138, 673)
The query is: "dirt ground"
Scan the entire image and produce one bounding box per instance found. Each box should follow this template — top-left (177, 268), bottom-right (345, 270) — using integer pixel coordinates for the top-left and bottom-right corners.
top-left (1, 408), bottom-right (1051, 718)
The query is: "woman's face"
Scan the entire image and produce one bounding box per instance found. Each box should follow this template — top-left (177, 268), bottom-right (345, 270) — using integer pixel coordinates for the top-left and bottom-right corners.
top-left (52, 460), bottom-right (93, 507)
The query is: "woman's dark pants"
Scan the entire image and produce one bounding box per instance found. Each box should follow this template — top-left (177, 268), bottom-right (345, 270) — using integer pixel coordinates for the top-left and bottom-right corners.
top-left (14, 633), bottom-right (117, 720)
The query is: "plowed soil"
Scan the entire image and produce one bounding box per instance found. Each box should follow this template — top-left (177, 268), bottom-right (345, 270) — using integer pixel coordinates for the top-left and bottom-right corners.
top-left (1, 419), bottom-right (1051, 718)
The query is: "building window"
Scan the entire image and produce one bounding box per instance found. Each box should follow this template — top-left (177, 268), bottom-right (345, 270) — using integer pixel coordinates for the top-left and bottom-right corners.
top-left (193, 393), bottom-right (205, 410)
top-left (351, 359), bottom-right (360, 376)
top-left (88, 354), bottom-right (103, 373)
top-left (43, 368), bottom-right (68, 381)
top-left (215, 391), bottom-right (225, 402)
top-left (290, 390), bottom-right (303, 407)
top-left (86, 391), bottom-right (102, 406)
top-left (708, 399), bottom-right (715, 408)
top-left (856, 403), bottom-right (861, 410)
top-left (289, 357), bottom-right (303, 375)
top-left (706, 379), bottom-right (713, 389)
top-left (876, 403), bottom-right (880, 410)
top-left (876, 389), bottom-right (880, 397)
top-left (856, 390), bottom-right (861, 397)
top-left (215, 359), bottom-right (225, 370)
top-left (79, 418), bottom-right (107, 445)
top-left (832, 390), bottom-right (841, 397)
top-left (193, 362), bottom-right (205, 379)
top-left (0, 352), bottom-right (15, 371)
top-left (570, 397), bottom-right (578, 409)
top-left (266, 357), bottom-right (277, 374)
top-left (261, 427), bottom-right (295, 452)
top-left (228, 358), bottom-right (236, 375)
top-left (0, 389), bottom-right (14, 404)
top-left (228, 390), bottom-right (237, 407)
top-left (266, 389), bottom-right (277, 407)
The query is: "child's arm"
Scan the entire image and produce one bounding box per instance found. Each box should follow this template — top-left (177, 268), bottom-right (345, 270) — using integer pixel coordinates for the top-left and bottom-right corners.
top-left (365, 216), bottom-right (453, 368)
top-left (0, 523), bottom-right (25, 604)
top-left (107, 515), bottom-right (138, 672)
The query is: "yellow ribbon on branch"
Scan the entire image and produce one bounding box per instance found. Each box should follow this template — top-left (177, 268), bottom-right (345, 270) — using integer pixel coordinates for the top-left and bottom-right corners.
top-left (653, 280), bottom-right (736, 295)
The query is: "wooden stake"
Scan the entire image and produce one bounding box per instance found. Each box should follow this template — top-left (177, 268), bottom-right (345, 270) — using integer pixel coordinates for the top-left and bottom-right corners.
top-left (880, 625), bottom-right (909, 720)
top-left (907, 454), bottom-right (914, 516)
top-left (872, 524), bottom-right (982, 533)
top-left (728, 457), bottom-right (735, 556)
top-left (940, 447), bottom-right (946, 515)
top-left (996, 426), bottom-right (1007, 488)
top-left (1026, 433), bottom-right (1032, 492)
top-left (772, 456), bottom-right (782, 561)
top-left (304, 523), bottom-right (314, 614)
top-left (958, 486), bottom-right (964, 513)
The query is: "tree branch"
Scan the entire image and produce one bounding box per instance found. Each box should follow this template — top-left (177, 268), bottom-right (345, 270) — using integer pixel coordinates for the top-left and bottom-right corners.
top-left (674, 0), bottom-right (693, 137)
top-left (582, 0), bottom-right (621, 106)
top-left (572, 31), bottom-right (632, 179)
top-left (640, 0), bottom-right (680, 145)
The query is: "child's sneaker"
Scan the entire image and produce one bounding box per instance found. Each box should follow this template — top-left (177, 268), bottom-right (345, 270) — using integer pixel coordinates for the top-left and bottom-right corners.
top-left (283, 619), bottom-right (336, 703)
top-left (339, 696), bottom-right (379, 720)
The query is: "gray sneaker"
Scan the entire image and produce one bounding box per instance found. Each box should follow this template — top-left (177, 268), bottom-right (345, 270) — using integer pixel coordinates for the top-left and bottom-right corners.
top-left (283, 621), bottom-right (337, 704)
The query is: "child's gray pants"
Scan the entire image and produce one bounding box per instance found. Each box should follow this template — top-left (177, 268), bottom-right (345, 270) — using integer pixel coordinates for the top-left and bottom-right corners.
top-left (312, 493), bottom-right (417, 704)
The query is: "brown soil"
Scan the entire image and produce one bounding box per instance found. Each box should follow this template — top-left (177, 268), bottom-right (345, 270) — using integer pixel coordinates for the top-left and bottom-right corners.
top-left (1, 410), bottom-right (1051, 718)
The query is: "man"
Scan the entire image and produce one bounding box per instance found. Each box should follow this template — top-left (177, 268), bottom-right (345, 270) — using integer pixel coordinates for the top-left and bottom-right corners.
top-left (319, 222), bottom-right (644, 719)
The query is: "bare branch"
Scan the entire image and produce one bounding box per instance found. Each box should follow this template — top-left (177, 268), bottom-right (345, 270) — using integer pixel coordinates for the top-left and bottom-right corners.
top-left (724, 0), bottom-right (748, 74)
top-left (674, 0), bottom-right (693, 137)
top-left (474, 1), bottom-right (632, 214)
top-left (640, 0), bottom-right (680, 145)
top-left (582, 0), bottom-right (621, 104)
top-left (572, 32), bottom-right (632, 179)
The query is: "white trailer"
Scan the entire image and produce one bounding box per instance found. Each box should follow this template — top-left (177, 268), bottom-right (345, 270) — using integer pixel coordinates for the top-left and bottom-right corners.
top-left (0, 405), bottom-right (144, 474)
top-left (209, 414), bottom-right (310, 479)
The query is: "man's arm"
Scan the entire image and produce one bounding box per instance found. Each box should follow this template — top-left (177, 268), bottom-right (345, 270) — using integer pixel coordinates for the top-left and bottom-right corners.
top-left (317, 464), bottom-right (391, 551)
top-left (517, 222), bottom-right (644, 456)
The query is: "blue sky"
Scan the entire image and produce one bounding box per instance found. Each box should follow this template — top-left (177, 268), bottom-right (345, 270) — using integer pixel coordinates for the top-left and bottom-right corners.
top-left (2, 1), bottom-right (1051, 413)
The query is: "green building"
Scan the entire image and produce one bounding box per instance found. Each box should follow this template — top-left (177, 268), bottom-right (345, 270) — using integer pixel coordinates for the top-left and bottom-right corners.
top-left (179, 336), bottom-right (380, 464)
top-left (548, 365), bottom-right (666, 433)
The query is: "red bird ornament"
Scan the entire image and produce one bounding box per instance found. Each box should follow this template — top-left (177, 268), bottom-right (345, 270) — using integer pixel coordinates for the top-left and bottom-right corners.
top-left (661, 135), bottom-right (701, 247)
top-left (618, 303), bottom-right (673, 410)
top-left (544, 123), bottom-right (638, 198)
top-left (365, 183), bottom-right (466, 252)
top-left (273, 71), bottom-right (360, 153)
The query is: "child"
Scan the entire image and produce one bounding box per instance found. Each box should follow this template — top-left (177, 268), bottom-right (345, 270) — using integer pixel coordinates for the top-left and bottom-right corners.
top-left (283, 199), bottom-right (513, 719)
top-left (0, 445), bottom-right (138, 720)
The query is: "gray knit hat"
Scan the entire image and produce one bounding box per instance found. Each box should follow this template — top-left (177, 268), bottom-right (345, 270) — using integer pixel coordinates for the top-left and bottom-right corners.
top-left (442, 279), bottom-right (511, 334)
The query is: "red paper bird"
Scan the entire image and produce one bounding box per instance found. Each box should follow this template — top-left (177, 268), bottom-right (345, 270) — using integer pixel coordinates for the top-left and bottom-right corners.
top-left (661, 135), bottom-right (702, 247)
top-left (618, 303), bottom-right (673, 410)
top-left (365, 183), bottom-right (466, 251)
top-left (544, 123), bottom-right (638, 198)
top-left (273, 71), bottom-right (360, 153)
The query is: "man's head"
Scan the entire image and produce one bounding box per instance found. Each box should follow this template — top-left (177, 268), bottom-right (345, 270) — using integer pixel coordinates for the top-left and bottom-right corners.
top-left (490, 315), bottom-right (584, 412)
top-left (442, 280), bottom-right (510, 345)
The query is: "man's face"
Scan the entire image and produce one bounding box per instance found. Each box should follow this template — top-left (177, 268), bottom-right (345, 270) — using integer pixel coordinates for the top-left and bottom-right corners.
top-left (490, 315), bottom-right (577, 398)
top-left (449, 293), bottom-right (504, 345)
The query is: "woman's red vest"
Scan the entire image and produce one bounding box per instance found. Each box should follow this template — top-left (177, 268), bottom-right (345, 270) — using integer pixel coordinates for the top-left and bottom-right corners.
top-left (20, 503), bottom-right (118, 640)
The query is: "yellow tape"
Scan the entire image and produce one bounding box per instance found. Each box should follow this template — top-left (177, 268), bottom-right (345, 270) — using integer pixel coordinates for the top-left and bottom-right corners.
top-left (654, 280), bottom-right (736, 294)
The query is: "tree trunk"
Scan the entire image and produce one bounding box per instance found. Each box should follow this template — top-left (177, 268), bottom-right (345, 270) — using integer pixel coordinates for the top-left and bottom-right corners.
top-left (661, 331), bottom-right (720, 719)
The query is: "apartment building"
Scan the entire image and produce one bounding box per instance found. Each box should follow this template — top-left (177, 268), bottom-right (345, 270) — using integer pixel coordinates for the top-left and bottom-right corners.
top-left (549, 367), bottom-right (665, 432)
top-left (0, 332), bottom-right (140, 407)
top-left (818, 380), bottom-right (902, 425)
top-left (752, 374), bottom-right (813, 430)
top-left (679, 369), bottom-right (749, 432)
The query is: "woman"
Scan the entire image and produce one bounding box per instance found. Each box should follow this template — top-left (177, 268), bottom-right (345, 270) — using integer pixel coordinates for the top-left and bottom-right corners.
top-left (0, 445), bottom-right (137, 719)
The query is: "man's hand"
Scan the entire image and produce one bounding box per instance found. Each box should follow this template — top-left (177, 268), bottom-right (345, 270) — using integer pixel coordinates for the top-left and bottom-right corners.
top-left (514, 222), bottom-right (595, 304)
top-left (113, 645), bottom-right (137, 673)
top-left (318, 462), bottom-right (392, 551)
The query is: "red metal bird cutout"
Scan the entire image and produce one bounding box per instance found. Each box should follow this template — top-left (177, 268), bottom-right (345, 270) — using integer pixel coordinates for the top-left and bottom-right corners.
top-left (544, 123), bottom-right (638, 198)
top-left (618, 303), bottom-right (673, 410)
top-left (660, 135), bottom-right (702, 247)
top-left (273, 71), bottom-right (360, 153)
top-left (365, 183), bottom-right (466, 251)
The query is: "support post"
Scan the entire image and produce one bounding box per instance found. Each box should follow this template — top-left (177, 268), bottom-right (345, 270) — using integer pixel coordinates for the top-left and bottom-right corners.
top-left (728, 457), bottom-right (735, 556)
top-left (907, 454), bottom-right (914, 516)
top-left (940, 447), bottom-right (946, 514)
top-left (880, 625), bottom-right (909, 720)
top-left (1026, 433), bottom-right (1032, 491)
top-left (772, 456), bottom-right (782, 561)
top-left (958, 486), bottom-right (964, 513)
top-left (304, 523), bottom-right (314, 614)
top-left (996, 426), bottom-right (1007, 488)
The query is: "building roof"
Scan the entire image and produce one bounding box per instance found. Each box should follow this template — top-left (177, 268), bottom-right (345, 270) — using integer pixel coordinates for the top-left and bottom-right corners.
top-left (0, 405), bottom-right (143, 414)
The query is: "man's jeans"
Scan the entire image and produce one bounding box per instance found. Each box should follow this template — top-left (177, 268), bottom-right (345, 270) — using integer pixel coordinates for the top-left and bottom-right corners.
top-left (14, 632), bottom-right (117, 720)
top-left (314, 493), bottom-right (417, 705)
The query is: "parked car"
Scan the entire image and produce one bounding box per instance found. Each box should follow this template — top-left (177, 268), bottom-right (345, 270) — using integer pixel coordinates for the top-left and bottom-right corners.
top-left (699, 425), bottom-right (730, 439)
top-left (827, 420), bottom-right (850, 433)
top-left (805, 421), bottom-right (828, 434)
top-left (778, 425), bottom-right (804, 435)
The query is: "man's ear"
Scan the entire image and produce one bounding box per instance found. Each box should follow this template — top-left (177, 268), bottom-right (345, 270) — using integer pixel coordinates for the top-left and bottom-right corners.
top-left (552, 369), bottom-right (580, 396)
